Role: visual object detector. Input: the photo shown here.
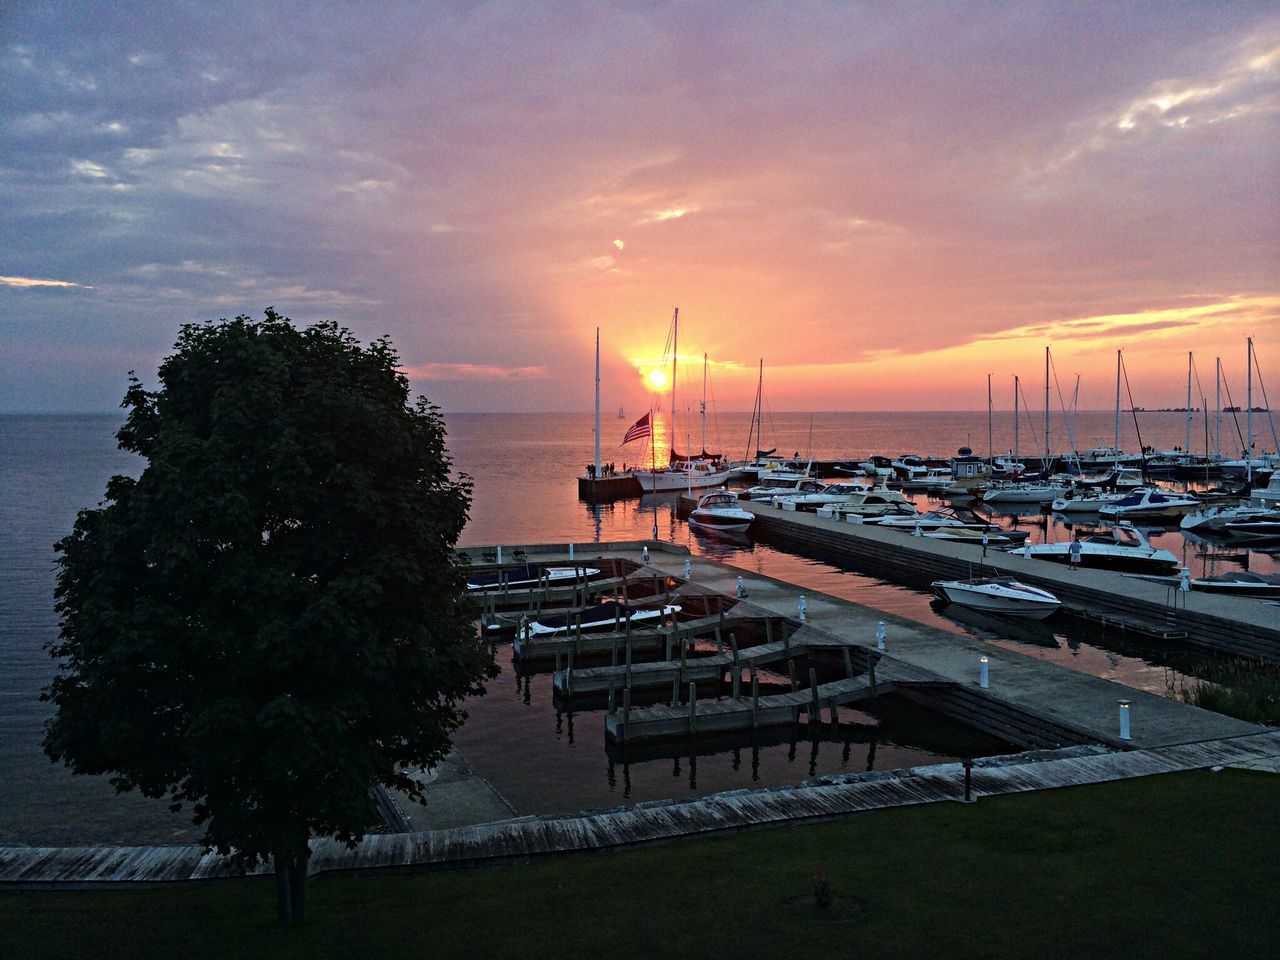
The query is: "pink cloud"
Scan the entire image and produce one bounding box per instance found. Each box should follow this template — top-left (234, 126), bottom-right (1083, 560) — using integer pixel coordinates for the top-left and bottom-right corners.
top-left (402, 362), bottom-right (551, 382)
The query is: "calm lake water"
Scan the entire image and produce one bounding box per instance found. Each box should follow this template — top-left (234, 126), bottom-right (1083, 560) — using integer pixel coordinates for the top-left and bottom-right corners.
top-left (2, 411), bottom-right (1275, 844)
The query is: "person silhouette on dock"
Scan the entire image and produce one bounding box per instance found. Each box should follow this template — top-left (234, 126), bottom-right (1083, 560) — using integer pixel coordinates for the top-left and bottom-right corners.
top-left (1069, 537), bottom-right (1082, 572)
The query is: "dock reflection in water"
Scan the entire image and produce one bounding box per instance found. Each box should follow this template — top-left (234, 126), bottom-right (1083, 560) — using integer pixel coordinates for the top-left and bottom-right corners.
top-left (450, 642), bottom-right (1012, 817)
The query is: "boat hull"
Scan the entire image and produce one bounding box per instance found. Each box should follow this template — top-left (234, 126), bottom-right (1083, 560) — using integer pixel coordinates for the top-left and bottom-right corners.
top-left (931, 579), bottom-right (1062, 620)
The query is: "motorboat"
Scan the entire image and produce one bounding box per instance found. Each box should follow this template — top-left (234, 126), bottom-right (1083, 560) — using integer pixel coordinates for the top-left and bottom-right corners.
top-left (688, 489), bottom-right (755, 533)
top-left (1124, 571), bottom-right (1280, 596)
top-left (811, 486), bottom-right (913, 520)
top-left (1223, 512), bottom-right (1280, 541)
top-left (1069, 466), bottom-right (1145, 491)
top-left (825, 501), bottom-right (921, 523)
top-left (1180, 502), bottom-right (1261, 533)
top-left (981, 480), bottom-right (1071, 505)
top-left (521, 600), bottom-right (682, 637)
top-left (1097, 487), bottom-right (1201, 521)
top-left (1075, 446), bottom-right (1146, 468)
top-left (744, 477), bottom-right (825, 501)
top-left (870, 507), bottom-right (1027, 540)
top-left (931, 577), bottom-right (1063, 620)
top-left (467, 563), bottom-right (601, 591)
top-left (742, 458), bottom-right (815, 484)
top-left (919, 527), bottom-right (1016, 547)
top-left (779, 482), bottom-right (873, 511)
top-left (1007, 523), bottom-right (1179, 572)
top-left (1051, 490), bottom-right (1130, 513)
top-left (899, 467), bottom-right (955, 491)
top-left (858, 455), bottom-right (895, 481)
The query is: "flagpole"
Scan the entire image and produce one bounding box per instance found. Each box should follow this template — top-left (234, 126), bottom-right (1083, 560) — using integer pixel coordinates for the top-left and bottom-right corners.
top-left (593, 327), bottom-right (601, 479)
top-left (650, 400), bottom-right (658, 541)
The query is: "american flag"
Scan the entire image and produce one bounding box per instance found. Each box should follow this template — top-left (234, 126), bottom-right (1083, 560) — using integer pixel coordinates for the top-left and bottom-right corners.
top-left (621, 411), bottom-right (652, 445)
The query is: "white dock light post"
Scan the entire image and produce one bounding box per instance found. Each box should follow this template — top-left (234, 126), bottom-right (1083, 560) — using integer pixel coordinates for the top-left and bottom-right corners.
top-left (496, 545), bottom-right (503, 564)
top-left (568, 543), bottom-right (575, 561)
top-left (1118, 699), bottom-right (1132, 741)
top-left (876, 621), bottom-right (886, 651)
top-left (979, 655), bottom-right (989, 689)
top-left (1180, 567), bottom-right (1191, 594)
top-left (798, 595), bottom-right (807, 621)
top-left (684, 558), bottom-right (691, 579)
top-left (736, 576), bottom-right (746, 599)
top-left (642, 545), bottom-right (649, 564)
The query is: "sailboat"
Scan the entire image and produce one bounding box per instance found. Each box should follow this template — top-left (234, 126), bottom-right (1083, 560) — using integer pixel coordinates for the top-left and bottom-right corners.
top-left (632, 308), bottom-right (733, 493)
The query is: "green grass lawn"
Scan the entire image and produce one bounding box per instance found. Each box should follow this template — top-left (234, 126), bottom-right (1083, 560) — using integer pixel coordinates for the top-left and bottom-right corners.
top-left (5, 769), bottom-right (1278, 960)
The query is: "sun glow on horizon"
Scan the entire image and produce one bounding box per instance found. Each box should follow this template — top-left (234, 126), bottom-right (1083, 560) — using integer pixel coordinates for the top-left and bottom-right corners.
top-left (646, 368), bottom-right (668, 389)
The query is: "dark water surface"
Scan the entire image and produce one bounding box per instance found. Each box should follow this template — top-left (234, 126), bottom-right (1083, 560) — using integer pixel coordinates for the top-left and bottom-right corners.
top-left (2, 412), bottom-right (1274, 844)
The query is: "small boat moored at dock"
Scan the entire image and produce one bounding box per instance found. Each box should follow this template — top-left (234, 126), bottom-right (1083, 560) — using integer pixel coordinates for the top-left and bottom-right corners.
top-left (1097, 487), bottom-right (1201, 521)
top-left (467, 563), bottom-right (601, 591)
top-left (931, 577), bottom-right (1063, 619)
top-left (1007, 523), bottom-right (1180, 572)
top-left (688, 489), bottom-right (755, 533)
top-left (521, 600), bottom-right (683, 636)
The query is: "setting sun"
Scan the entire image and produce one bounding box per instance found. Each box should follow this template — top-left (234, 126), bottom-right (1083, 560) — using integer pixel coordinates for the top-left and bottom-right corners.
top-left (647, 368), bottom-right (668, 390)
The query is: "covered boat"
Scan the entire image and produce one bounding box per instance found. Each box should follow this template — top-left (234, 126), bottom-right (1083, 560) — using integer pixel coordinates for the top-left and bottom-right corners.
top-left (931, 578), bottom-right (1063, 619)
top-left (522, 600), bottom-right (682, 636)
top-left (467, 563), bottom-right (601, 591)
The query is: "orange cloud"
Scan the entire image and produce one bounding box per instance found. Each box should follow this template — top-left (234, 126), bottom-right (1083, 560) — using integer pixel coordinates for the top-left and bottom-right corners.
top-left (0, 275), bottom-right (92, 288)
top-left (402, 362), bottom-right (551, 381)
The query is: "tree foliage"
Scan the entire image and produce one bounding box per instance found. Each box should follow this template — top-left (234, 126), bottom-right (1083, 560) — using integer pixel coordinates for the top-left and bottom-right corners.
top-left (44, 309), bottom-right (494, 920)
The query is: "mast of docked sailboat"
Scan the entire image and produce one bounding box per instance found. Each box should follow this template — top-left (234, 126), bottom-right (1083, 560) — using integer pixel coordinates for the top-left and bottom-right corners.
top-left (1184, 351), bottom-right (1193, 458)
top-left (1013, 375), bottom-right (1019, 466)
top-left (1044, 346), bottom-right (1050, 462)
top-left (701, 352), bottom-right (707, 458)
top-left (1247, 336), bottom-right (1254, 483)
top-left (594, 327), bottom-right (601, 478)
top-left (987, 373), bottom-right (993, 466)
top-left (670, 307), bottom-right (679, 466)
top-left (1113, 349), bottom-right (1122, 465)
top-left (745, 360), bottom-right (763, 462)
top-left (1215, 357), bottom-right (1222, 460)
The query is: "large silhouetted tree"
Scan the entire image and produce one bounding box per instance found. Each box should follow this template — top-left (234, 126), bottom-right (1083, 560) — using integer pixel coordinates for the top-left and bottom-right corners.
top-left (44, 309), bottom-right (494, 924)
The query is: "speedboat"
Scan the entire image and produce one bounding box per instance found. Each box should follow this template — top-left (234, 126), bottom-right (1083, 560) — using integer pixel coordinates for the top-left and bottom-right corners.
top-left (1223, 512), bottom-right (1280, 540)
top-left (1124, 572), bottom-right (1280, 596)
top-left (745, 477), bottom-right (826, 501)
top-left (931, 577), bottom-right (1062, 620)
top-left (1070, 466), bottom-right (1145, 491)
top-left (522, 600), bottom-right (682, 636)
top-left (1007, 523), bottom-right (1179, 572)
top-left (871, 507), bottom-right (1027, 540)
top-left (1097, 487), bottom-right (1200, 521)
top-left (899, 467), bottom-right (955, 490)
top-left (467, 563), bottom-right (601, 591)
top-left (826, 501), bottom-right (921, 523)
top-left (811, 485), bottom-right (913, 519)
top-left (1051, 490), bottom-right (1129, 513)
top-left (688, 489), bottom-right (755, 532)
top-left (919, 527), bottom-right (1015, 547)
top-left (779, 482), bottom-right (872, 511)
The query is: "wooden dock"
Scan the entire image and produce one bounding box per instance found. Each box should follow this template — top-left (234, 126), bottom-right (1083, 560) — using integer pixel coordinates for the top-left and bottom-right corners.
top-left (5, 731), bottom-right (1277, 886)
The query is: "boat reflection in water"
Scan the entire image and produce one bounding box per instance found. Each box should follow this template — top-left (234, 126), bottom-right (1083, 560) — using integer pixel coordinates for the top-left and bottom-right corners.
top-left (931, 599), bottom-right (1061, 649)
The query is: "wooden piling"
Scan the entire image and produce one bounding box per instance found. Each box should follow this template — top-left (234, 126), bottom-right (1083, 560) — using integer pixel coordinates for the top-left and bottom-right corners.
top-left (842, 646), bottom-right (853, 679)
top-left (809, 668), bottom-right (819, 723)
top-left (751, 670), bottom-right (760, 729)
top-left (688, 683), bottom-right (697, 734)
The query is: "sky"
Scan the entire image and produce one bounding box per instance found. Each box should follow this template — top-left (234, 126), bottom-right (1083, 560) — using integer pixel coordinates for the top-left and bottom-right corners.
top-left (2, 1), bottom-right (1278, 414)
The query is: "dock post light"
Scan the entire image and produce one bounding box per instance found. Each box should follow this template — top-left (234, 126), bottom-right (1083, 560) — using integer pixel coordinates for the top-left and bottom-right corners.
top-left (1179, 568), bottom-right (1190, 593)
top-left (798, 595), bottom-right (807, 621)
top-left (497, 545), bottom-right (503, 564)
top-left (912, 524), bottom-right (922, 537)
top-left (736, 576), bottom-right (746, 599)
top-left (979, 655), bottom-right (989, 689)
top-left (684, 558), bottom-right (691, 579)
top-left (568, 542), bottom-right (574, 561)
top-left (876, 621), bottom-right (886, 651)
top-left (642, 545), bottom-right (650, 564)
top-left (651, 521), bottom-right (659, 540)
top-left (1118, 700), bottom-right (1132, 740)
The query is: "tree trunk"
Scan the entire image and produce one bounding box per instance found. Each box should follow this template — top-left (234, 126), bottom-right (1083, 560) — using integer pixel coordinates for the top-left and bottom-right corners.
top-left (273, 851), bottom-right (294, 926)
top-left (289, 852), bottom-right (306, 923)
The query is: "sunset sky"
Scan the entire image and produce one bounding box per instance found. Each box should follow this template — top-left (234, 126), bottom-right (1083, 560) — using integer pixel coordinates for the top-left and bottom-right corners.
top-left (2, 2), bottom-right (1278, 413)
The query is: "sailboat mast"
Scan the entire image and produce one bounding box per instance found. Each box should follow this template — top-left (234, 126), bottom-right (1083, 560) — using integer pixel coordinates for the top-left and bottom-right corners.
top-left (1185, 351), bottom-right (1193, 456)
top-left (670, 308), bottom-right (678, 465)
top-left (1043, 346), bottom-right (1050, 461)
top-left (1215, 357), bottom-right (1222, 459)
top-left (987, 373), bottom-right (993, 465)
top-left (594, 327), bottom-right (601, 476)
top-left (1247, 336), bottom-right (1254, 482)
top-left (1113, 349), bottom-right (1122, 463)
top-left (701, 352), bottom-right (707, 456)
top-left (1013, 375), bottom-right (1019, 463)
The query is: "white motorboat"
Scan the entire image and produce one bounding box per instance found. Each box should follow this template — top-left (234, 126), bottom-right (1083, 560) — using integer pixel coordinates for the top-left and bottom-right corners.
top-left (1252, 472), bottom-right (1280, 508)
top-left (981, 481), bottom-right (1071, 505)
top-left (634, 459), bottom-right (733, 492)
top-left (919, 527), bottom-right (1015, 547)
top-left (1180, 502), bottom-right (1261, 533)
top-left (1124, 572), bottom-right (1280, 596)
top-left (467, 563), bottom-right (601, 591)
top-left (899, 467), bottom-right (955, 490)
top-left (1075, 446), bottom-right (1146, 468)
top-left (688, 489), bottom-right (755, 533)
top-left (1007, 523), bottom-right (1179, 572)
top-left (1097, 487), bottom-right (1200, 521)
top-left (745, 477), bottom-right (825, 501)
top-left (812, 486), bottom-right (913, 520)
top-left (872, 506), bottom-right (1003, 532)
top-left (522, 600), bottom-right (682, 637)
top-left (1223, 512), bottom-right (1280, 540)
top-left (1069, 466), bottom-right (1145, 491)
top-left (779, 482), bottom-right (872, 511)
top-left (1051, 490), bottom-right (1130, 513)
top-left (931, 577), bottom-right (1063, 620)
top-left (825, 501), bottom-right (922, 523)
